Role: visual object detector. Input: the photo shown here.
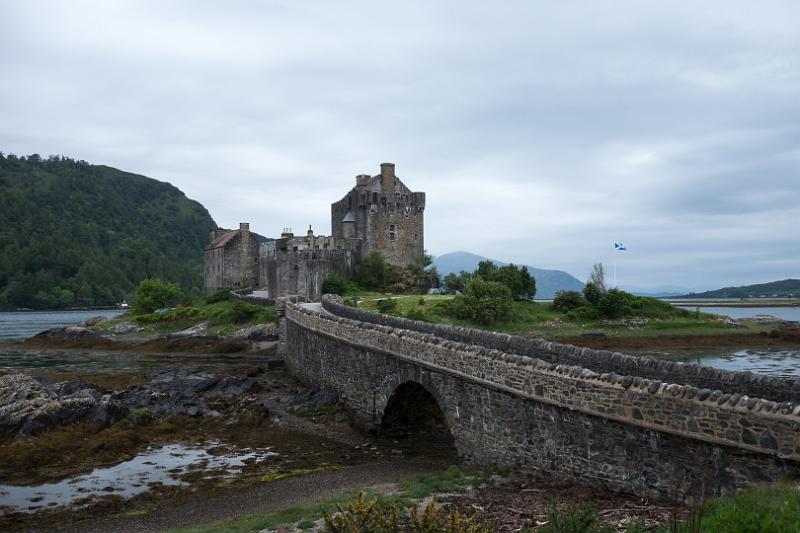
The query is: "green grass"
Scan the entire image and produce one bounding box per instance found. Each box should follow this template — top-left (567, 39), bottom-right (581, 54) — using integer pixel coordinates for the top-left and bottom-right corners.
top-left (98, 298), bottom-right (276, 336)
top-left (671, 482), bottom-right (800, 533)
top-left (168, 466), bottom-right (487, 533)
top-left (355, 294), bottom-right (756, 340)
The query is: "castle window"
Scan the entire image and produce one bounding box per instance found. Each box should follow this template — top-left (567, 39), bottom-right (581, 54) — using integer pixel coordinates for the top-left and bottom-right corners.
top-left (389, 224), bottom-right (396, 240)
top-left (373, 192), bottom-right (377, 203)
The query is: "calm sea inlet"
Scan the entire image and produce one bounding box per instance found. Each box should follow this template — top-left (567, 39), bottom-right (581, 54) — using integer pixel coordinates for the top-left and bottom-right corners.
top-left (673, 305), bottom-right (800, 322)
top-left (0, 308), bottom-right (799, 377)
top-left (0, 309), bottom-right (123, 341)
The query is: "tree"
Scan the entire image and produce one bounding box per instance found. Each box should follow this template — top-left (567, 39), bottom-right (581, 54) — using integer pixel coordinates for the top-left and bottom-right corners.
top-left (597, 288), bottom-right (626, 318)
top-left (456, 277), bottom-right (513, 324)
top-left (583, 282), bottom-right (603, 306)
top-left (552, 290), bottom-right (583, 311)
top-left (132, 278), bottom-right (182, 313)
top-left (588, 263), bottom-right (607, 292)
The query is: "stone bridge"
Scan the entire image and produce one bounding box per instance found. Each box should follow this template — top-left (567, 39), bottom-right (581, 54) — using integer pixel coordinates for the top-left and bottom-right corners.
top-left (284, 295), bottom-right (800, 501)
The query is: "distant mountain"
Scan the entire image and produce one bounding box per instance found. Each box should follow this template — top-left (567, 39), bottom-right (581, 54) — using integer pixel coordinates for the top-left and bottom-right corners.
top-left (674, 279), bottom-right (800, 299)
top-left (433, 251), bottom-right (584, 299)
top-left (0, 153), bottom-right (217, 309)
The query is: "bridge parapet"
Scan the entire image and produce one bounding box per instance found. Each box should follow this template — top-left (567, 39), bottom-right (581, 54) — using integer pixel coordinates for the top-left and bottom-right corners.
top-left (320, 295), bottom-right (800, 403)
top-left (285, 296), bottom-right (800, 500)
top-left (290, 298), bottom-right (800, 461)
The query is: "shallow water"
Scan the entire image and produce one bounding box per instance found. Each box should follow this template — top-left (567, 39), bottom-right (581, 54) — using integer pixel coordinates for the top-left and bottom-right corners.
top-left (0, 310), bottom-right (124, 341)
top-left (0, 443), bottom-right (276, 513)
top-left (673, 306), bottom-right (800, 321)
top-left (627, 347), bottom-right (800, 378)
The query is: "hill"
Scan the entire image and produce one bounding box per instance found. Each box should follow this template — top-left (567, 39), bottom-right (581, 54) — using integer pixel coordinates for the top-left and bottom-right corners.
top-left (0, 153), bottom-right (217, 309)
top-left (433, 251), bottom-right (584, 299)
top-left (675, 279), bottom-right (800, 299)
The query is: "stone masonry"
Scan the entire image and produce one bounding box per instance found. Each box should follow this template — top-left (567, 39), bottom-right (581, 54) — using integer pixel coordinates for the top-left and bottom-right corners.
top-left (204, 163), bottom-right (425, 297)
top-left (283, 295), bottom-right (800, 502)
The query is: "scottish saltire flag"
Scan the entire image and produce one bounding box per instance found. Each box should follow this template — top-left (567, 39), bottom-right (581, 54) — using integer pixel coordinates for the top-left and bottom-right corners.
top-left (614, 242), bottom-right (626, 251)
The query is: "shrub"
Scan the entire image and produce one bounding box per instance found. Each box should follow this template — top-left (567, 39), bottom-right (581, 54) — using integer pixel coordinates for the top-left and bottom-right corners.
top-left (552, 291), bottom-right (584, 311)
top-left (322, 276), bottom-right (356, 296)
top-left (204, 288), bottom-right (230, 304)
top-left (404, 308), bottom-right (430, 322)
top-left (376, 298), bottom-right (398, 314)
top-left (454, 278), bottom-right (513, 324)
top-left (322, 493), bottom-right (490, 533)
top-left (582, 282), bottom-right (603, 306)
top-left (538, 499), bottom-right (615, 533)
top-left (229, 299), bottom-right (257, 322)
top-left (597, 288), bottom-right (626, 318)
top-left (132, 278), bottom-right (182, 314)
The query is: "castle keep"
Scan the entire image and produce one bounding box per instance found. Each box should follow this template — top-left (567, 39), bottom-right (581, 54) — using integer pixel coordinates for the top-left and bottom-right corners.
top-left (204, 163), bottom-right (425, 299)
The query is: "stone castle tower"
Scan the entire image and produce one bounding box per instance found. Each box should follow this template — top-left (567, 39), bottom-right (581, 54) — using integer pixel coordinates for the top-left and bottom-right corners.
top-left (204, 162), bottom-right (425, 298)
top-left (331, 163), bottom-right (425, 267)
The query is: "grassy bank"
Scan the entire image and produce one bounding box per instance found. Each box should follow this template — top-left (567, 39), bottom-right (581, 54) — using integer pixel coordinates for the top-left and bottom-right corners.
top-left (99, 297), bottom-right (277, 336)
top-left (355, 294), bottom-right (770, 341)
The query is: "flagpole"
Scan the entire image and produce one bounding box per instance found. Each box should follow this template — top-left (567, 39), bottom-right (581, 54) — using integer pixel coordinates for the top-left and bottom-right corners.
top-left (613, 252), bottom-right (616, 288)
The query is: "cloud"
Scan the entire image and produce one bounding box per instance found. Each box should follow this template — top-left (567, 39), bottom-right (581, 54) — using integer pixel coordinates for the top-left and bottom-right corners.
top-left (1, 0), bottom-right (798, 290)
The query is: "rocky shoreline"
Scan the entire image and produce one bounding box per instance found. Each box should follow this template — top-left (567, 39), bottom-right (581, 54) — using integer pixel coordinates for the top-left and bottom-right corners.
top-left (19, 317), bottom-right (280, 354)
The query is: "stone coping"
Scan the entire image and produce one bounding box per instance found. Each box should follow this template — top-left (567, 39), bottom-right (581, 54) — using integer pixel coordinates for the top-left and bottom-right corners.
top-left (288, 298), bottom-right (800, 460)
top-left (320, 295), bottom-right (800, 403)
top-left (230, 289), bottom-right (276, 306)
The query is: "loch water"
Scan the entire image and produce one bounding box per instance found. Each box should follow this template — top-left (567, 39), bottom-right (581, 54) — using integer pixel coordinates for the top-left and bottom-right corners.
top-left (0, 309), bottom-right (124, 341)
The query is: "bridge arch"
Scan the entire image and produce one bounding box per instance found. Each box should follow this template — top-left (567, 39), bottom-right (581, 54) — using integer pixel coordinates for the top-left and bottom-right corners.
top-left (379, 380), bottom-right (456, 454)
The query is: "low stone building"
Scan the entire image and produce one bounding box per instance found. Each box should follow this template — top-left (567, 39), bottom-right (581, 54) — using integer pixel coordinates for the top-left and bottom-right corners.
top-left (203, 163), bottom-right (425, 300)
top-left (203, 223), bottom-right (259, 293)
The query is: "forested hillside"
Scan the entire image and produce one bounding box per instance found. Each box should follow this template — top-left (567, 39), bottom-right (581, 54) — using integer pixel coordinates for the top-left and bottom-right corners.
top-left (676, 279), bottom-right (800, 299)
top-left (0, 153), bottom-right (217, 309)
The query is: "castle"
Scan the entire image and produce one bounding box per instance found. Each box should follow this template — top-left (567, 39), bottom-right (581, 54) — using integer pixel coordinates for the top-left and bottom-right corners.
top-left (203, 163), bottom-right (426, 300)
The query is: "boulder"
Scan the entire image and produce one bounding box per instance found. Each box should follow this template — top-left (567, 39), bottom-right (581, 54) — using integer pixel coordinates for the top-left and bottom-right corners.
top-left (232, 323), bottom-right (278, 341)
top-left (82, 316), bottom-right (108, 327)
top-left (0, 374), bottom-right (118, 436)
top-left (308, 388), bottom-right (339, 407)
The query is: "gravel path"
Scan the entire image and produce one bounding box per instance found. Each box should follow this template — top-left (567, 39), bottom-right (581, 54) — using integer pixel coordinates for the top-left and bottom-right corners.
top-left (43, 460), bottom-right (442, 533)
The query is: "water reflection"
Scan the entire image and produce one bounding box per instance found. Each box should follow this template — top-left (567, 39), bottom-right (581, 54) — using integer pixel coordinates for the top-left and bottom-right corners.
top-left (0, 443), bottom-right (276, 513)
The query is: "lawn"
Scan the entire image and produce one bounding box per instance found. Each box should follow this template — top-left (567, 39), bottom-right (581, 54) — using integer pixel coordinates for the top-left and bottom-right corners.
top-left (355, 294), bottom-right (766, 340)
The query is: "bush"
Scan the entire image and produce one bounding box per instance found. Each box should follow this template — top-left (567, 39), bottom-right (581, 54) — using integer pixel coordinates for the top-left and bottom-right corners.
top-left (537, 499), bottom-right (615, 533)
top-left (552, 290), bottom-right (584, 311)
top-left (323, 493), bottom-right (490, 533)
top-left (597, 288), bottom-right (626, 318)
top-left (404, 308), bottom-right (430, 322)
top-left (582, 282), bottom-right (603, 306)
top-left (132, 278), bottom-right (182, 314)
top-left (452, 278), bottom-right (513, 324)
top-left (204, 288), bottom-right (230, 304)
top-left (376, 298), bottom-right (398, 314)
top-left (322, 276), bottom-right (357, 296)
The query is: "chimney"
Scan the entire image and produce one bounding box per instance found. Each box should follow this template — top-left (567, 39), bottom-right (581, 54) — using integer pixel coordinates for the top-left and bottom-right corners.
top-left (356, 174), bottom-right (370, 186)
top-left (380, 162), bottom-right (395, 193)
top-left (239, 222), bottom-right (250, 232)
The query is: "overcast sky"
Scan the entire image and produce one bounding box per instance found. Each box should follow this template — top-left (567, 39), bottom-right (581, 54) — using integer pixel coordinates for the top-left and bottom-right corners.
top-left (2, 1), bottom-right (798, 291)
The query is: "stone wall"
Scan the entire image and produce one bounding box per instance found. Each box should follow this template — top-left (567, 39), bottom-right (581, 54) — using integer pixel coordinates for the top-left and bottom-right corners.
top-left (286, 298), bottom-right (800, 501)
top-left (203, 227), bottom-right (259, 293)
top-left (259, 249), bottom-right (353, 301)
top-left (321, 297), bottom-right (800, 403)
